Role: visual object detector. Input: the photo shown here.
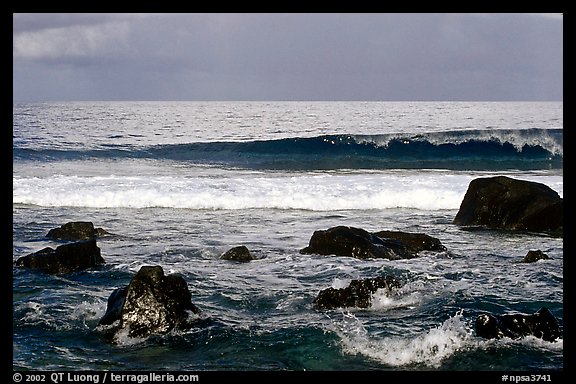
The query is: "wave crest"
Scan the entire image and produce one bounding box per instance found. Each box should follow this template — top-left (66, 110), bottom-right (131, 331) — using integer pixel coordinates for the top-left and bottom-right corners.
top-left (14, 128), bottom-right (563, 171)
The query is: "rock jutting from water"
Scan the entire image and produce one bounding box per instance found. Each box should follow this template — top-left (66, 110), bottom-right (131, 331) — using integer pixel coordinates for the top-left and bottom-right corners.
top-left (98, 265), bottom-right (201, 339)
top-left (14, 239), bottom-right (105, 275)
top-left (475, 307), bottom-right (561, 342)
top-left (453, 176), bottom-right (563, 236)
top-left (220, 245), bottom-right (255, 262)
top-left (46, 221), bottom-right (112, 241)
top-left (313, 276), bottom-right (403, 310)
top-left (300, 225), bottom-right (446, 260)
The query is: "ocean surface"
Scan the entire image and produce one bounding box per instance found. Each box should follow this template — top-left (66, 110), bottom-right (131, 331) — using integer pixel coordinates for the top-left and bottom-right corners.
top-left (12, 101), bottom-right (563, 374)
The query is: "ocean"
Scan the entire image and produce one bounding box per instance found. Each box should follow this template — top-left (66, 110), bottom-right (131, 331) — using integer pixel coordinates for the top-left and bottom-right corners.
top-left (12, 101), bottom-right (563, 376)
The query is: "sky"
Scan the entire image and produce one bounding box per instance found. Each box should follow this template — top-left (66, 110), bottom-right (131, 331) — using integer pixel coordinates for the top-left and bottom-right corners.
top-left (12, 13), bottom-right (563, 102)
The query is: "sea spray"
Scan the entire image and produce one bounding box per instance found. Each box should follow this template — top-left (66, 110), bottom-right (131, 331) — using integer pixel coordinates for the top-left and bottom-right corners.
top-left (335, 310), bottom-right (473, 368)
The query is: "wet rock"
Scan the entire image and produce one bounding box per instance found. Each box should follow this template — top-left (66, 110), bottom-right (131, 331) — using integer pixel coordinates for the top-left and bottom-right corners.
top-left (453, 176), bottom-right (562, 236)
top-left (313, 276), bottom-right (403, 310)
top-left (522, 249), bottom-right (550, 263)
top-left (47, 221), bottom-right (111, 241)
top-left (475, 307), bottom-right (561, 342)
top-left (220, 245), bottom-right (255, 262)
top-left (373, 230), bottom-right (447, 254)
top-left (14, 239), bottom-right (105, 275)
top-left (99, 265), bottom-right (201, 338)
top-left (300, 225), bottom-right (445, 260)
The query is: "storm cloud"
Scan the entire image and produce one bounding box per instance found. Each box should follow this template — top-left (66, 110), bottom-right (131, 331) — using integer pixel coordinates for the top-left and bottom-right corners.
top-left (13, 13), bottom-right (563, 101)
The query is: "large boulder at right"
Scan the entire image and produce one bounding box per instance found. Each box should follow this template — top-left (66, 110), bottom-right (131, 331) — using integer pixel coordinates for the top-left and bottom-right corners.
top-left (475, 307), bottom-right (561, 342)
top-left (453, 176), bottom-right (562, 235)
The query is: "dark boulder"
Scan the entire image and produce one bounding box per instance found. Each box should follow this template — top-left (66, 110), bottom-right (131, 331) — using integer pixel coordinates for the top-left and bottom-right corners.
top-left (475, 307), bottom-right (561, 342)
top-left (99, 265), bottom-right (201, 338)
top-left (313, 276), bottom-right (403, 310)
top-left (14, 239), bottom-right (105, 275)
top-left (47, 221), bottom-right (111, 241)
top-left (300, 226), bottom-right (445, 260)
top-left (373, 230), bottom-right (447, 254)
top-left (220, 245), bottom-right (255, 262)
top-left (453, 176), bottom-right (562, 236)
top-left (522, 249), bottom-right (549, 263)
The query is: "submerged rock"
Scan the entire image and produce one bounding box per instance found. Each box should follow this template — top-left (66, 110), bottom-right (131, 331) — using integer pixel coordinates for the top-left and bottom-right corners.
top-left (313, 276), bottom-right (403, 310)
top-left (47, 221), bottom-right (111, 241)
top-left (453, 176), bottom-right (562, 236)
top-left (300, 225), bottom-right (445, 260)
top-left (475, 307), bottom-right (561, 342)
top-left (99, 265), bottom-right (201, 338)
top-left (14, 239), bottom-right (105, 275)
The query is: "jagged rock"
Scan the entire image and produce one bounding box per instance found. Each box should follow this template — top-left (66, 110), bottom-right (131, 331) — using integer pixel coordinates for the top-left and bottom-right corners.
top-left (99, 265), bottom-right (201, 338)
top-left (47, 221), bottom-right (111, 241)
top-left (220, 245), bottom-right (255, 262)
top-left (313, 276), bottom-right (403, 310)
top-left (14, 239), bottom-right (105, 275)
top-left (300, 225), bottom-right (445, 260)
top-left (522, 250), bottom-right (549, 263)
top-left (453, 176), bottom-right (563, 236)
top-left (475, 307), bottom-right (561, 342)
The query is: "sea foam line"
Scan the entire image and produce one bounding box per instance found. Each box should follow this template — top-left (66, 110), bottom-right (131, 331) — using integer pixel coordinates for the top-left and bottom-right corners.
top-left (13, 173), bottom-right (476, 211)
top-left (13, 173), bottom-right (563, 211)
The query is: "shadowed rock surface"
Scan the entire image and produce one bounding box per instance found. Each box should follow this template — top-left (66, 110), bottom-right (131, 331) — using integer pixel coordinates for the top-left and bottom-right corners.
top-left (220, 245), bottom-right (255, 262)
top-left (313, 276), bottom-right (403, 310)
top-left (453, 176), bottom-right (562, 236)
top-left (14, 239), bottom-right (105, 275)
top-left (99, 265), bottom-right (201, 338)
top-left (98, 286), bottom-right (128, 326)
top-left (300, 226), bottom-right (445, 260)
top-left (47, 221), bottom-right (111, 241)
top-left (475, 307), bottom-right (561, 342)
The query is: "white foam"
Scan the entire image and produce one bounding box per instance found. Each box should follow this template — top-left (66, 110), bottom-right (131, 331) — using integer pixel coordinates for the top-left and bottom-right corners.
top-left (16, 172), bottom-right (560, 211)
top-left (371, 289), bottom-right (423, 311)
top-left (336, 310), bottom-right (473, 368)
top-left (111, 326), bottom-right (148, 346)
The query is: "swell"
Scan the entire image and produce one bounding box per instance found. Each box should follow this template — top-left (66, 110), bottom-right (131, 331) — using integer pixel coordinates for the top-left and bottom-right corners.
top-left (13, 128), bottom-right (563, 171)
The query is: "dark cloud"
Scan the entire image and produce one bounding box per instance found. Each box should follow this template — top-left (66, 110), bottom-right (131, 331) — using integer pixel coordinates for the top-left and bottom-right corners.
top-left (13, 13), bottom-right (563, 101)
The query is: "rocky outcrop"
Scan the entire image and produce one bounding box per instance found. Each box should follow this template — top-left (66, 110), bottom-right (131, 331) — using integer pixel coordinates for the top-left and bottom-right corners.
top-left (475, 307), bottom-right (561, 342)
top-left (14, 239), bottom-right (105, 275)
top-left (220, 245), bottom-right (255, 262)
top-left (522, 250), bottom-right (549, 263)
top-left (300, 226), bottom-right (445, 260)
top-left (313, 276), bottom-right (403, 310)
top-left (373, 230), bottom-right (447, 254)
top-left (47, 221), bottom-right (111, 241)
top-left (453, 176), bottom-right (563, 236)
top-left (99, 265), bottom-right (201, 338)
